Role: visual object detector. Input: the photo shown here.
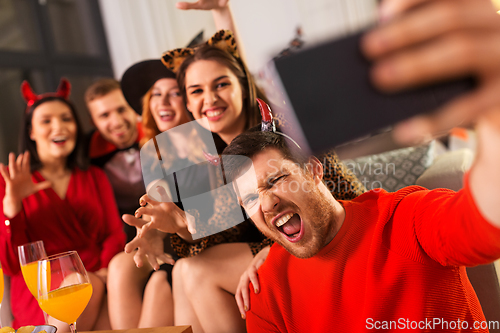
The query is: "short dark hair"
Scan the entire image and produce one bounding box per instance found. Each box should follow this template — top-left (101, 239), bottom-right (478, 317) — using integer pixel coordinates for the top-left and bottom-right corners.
top-left (20, 97), bottom-right (88, 172)
top-left (222, 127), bottom-right (308, 184)
top-left (84, 78), bottom-right (121, 104)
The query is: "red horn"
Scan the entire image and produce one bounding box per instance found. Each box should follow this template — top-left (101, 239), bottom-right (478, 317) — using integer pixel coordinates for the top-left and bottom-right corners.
top-left (257, 98), bottom-right (275, 132)
top-left (56, 78), bottom-right (71, 100)
top-left (21, 81), bottom-right (39, 107)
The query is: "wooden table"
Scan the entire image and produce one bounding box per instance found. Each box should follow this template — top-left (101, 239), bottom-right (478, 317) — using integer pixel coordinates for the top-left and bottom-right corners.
top-left (81, 326), bottom-right (193, 333)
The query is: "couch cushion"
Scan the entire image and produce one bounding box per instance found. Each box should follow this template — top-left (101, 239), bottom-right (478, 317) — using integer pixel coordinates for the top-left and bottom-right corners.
top-left (415, 148), bottom-right (473, 191)
top-left (342, 142), bottom-right (435, 192)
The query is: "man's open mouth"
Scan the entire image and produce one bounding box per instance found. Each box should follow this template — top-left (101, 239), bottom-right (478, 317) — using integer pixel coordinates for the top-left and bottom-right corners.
top-left (275, 212), bottom-right (304, 243)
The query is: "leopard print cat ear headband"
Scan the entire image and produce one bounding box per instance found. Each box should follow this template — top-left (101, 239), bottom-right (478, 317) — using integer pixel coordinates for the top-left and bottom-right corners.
top-left (161, 30), bottom-right (239, 73)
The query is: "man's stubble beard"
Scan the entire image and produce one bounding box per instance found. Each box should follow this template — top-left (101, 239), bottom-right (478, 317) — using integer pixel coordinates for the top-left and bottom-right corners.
top-left (269, 185), bottom-right (338, 259)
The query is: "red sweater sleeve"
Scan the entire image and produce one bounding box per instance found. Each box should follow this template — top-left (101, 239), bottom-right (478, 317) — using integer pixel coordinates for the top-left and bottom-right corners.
top-left (0, 173), bottom-right (30, 276)
top-left (392, 173), bottom-right (500, 267)
top-left (91, 167), bottom-right (126, 268)
top-left (247, 280), bottom-right (281, 332)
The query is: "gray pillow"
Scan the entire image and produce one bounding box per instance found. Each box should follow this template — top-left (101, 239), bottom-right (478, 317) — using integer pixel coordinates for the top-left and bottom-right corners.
top-left (342, 142), bottom-right (435, 192)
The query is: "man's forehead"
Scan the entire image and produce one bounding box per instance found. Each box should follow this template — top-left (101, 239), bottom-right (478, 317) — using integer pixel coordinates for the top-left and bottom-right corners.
top-left (234, 149), bottom-right (291, 193)
top-left (234, 163), bottom-right (258, 195)
top-left (257, 147), bottom-right (294, 169)
top-left (89, 90), bottom-right (127, 113)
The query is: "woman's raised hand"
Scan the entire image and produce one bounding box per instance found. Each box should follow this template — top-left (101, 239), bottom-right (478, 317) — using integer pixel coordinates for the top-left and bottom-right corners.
top-left (176, 0), bottom-right (229, 11)
top-left (0, 152), bottom-right (52, 200)
top-left (0, 152), bottom-right (51, 217)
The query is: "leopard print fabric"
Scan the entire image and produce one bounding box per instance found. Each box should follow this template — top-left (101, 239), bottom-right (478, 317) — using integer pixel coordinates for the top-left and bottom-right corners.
top-left (171, 223), bottom-right (261, 258)
top-left (162, 30), bottom-right (238, 73)
top-left (162, 48), bottom-right (195, 73)
top-left (208, 30), bottom-right (238, 58)
top-left (320, 149), bottom-right (366, 199)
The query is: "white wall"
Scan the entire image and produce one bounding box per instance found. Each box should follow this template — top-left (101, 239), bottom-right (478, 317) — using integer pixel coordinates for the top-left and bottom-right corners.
top-left (231, 0), bottom-right (377, 73)
top-left (98, 0), bottom-right (377, 79)
top-left (98, 0), bottom-right (217, 79)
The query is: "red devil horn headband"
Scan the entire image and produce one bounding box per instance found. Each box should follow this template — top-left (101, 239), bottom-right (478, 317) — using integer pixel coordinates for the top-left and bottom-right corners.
top-left (257, 98), bottom-right (301, 149)
top-left (21, 78), bottom-right (71, 111)
top-left (21, 81), bottom-right (38, 107)
top-left (257, 98), bottom-right (276, 133)
top-left (56, 78), bottom-right (71, 100)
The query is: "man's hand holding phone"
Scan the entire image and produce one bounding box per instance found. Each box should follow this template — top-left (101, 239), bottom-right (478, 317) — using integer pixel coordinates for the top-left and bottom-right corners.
top-left (363, 0), bottom-right (500, 144)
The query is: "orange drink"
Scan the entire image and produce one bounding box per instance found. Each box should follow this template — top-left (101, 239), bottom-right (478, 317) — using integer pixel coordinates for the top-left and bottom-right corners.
top-left (38, 282), bottom-right (93, 325)
top-left (21, 262), bottom-right (38, 298)
top-left (18, 240), bottom-right (47, 299)
top-left (38, 251), bottom-right (91, 333)
top-left (0, 267), bottom-right (4, 303)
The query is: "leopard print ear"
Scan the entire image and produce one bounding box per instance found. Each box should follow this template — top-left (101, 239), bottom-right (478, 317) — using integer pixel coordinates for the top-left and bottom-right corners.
top-left (161, 30), bottom-right (238, 73)
top-left (207, 30), bottom-right (239, 59)
top-left (161, 47), bottom-right (195, 73)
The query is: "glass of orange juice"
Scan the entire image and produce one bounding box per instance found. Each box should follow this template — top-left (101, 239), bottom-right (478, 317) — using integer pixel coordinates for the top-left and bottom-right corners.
top-left (37, 251), bottom-right (93, 333)
top-left (1, 261), bottom-right (4, 327)
top-left (18, 240), bottom-right (47, 298)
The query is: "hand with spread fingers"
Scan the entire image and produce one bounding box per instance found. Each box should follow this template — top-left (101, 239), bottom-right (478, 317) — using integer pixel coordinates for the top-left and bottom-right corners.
top-left (362, 0), bottom-right (500, 144)
top-left (0, 151), bottom-right (51, 217)
top-left (123, 217), bottom-right (175, 270)
top-left (122, 186), bottom-right (199, 268)
top-left (235, 246), bottom-right (270, 319)
top-left (131, 189), bottom-right (197, 238)
top-left (176, 0), bottom-right (235, 34)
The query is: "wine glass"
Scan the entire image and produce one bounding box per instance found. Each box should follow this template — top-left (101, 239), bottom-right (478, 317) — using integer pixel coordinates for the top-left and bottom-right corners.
top-left (37, 251), bottom-right (93, 333)
top-left (18, 240), bottom-right (47, 298)
top-left (0, 261), bottom-right (4, 327)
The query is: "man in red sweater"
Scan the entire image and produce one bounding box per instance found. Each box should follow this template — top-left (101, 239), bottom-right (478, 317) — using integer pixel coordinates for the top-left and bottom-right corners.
top-left (224, 129), bottom-right (500, 331)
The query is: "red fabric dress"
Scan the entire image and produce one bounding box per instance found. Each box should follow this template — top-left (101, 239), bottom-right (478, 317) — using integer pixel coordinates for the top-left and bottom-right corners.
top-left (0, 166), bottom-right (126, 328)
top-left (247, 177), bottom-right (500, 332)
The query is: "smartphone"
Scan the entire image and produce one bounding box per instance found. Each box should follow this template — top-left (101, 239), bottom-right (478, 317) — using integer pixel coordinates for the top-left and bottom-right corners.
top-left (266, 29), bottom-right (475, 155)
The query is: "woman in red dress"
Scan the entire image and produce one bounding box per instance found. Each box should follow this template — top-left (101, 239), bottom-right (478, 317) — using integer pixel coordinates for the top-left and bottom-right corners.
top-left (0, 79), bottom-right (125, 331)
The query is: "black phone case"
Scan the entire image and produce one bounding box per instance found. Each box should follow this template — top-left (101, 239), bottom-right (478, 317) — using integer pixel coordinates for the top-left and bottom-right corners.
top-left (271, 29), bottom-right (475, 154)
